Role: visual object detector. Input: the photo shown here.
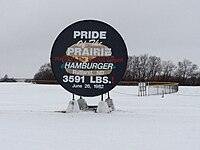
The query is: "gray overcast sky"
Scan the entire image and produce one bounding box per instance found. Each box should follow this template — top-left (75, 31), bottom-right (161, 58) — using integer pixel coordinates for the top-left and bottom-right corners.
top-left (0, 0), bottom-right (200, 78)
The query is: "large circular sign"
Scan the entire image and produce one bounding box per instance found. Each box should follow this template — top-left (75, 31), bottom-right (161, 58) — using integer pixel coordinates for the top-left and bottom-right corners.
top-left (51, 20), bottom-right (128, 97)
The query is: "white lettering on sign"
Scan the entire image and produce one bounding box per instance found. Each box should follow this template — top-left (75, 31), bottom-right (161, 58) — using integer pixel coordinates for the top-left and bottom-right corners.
top-left (76, 40), bottom-right (103, 49)
top-left (90, 76), bottom-right (110, 84)
top-left (65, 62), bottom-right (113, 70)
top-left (66, 47), bottom-right (112, 57)
top-left (73, 31), bottom-right (107, 39)
top-left (62, 75), bottom-right (111, 85)
top-left (63, 75), bottom-right (85, 83)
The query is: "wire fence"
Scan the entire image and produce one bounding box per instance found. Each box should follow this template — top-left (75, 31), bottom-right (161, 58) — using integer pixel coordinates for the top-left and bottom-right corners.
top-left (138, 82), bottom-right (179, 96)
top-left (148, 84), bottom-right (178, 96)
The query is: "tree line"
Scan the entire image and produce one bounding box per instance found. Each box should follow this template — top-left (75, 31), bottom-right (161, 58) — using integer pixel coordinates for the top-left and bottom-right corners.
top-left (33, 54), bottom-right (200, 86)
top-left (124, 54), bottom-right (200, 85)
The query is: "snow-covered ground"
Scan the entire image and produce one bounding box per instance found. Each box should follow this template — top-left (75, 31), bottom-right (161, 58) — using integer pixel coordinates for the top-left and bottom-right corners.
top-left (0, 83), bottom-right (200, 150)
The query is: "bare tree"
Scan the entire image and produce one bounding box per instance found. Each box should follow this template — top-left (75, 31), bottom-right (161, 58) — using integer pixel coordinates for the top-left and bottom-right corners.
top-left (124, 56), bottom-right (141, 80)
top-left (124, 56), bottom-right (134, 80)
top-left (139, 54), bottom-right (149, 81)
top-left (123, 54), bottom-right (200, 85)
top-left (175, 59), bottom-right (198, 80)
top-left (161, 60), bottom-right (176, 81)
top-left (147, 56), bottom-right (161, 80)
top-left (34, 63), bottom-right (55, 80)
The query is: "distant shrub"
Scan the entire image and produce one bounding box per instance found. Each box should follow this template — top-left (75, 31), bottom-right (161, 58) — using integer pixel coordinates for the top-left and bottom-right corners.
top-left (0, 75), bottom-right (17, 82)
top-left (33, 63), bottom-right (56, 84)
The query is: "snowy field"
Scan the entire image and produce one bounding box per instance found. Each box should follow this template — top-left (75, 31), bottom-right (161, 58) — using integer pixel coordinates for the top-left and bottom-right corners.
top-left (0, 83), bottom-right (200, 150)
